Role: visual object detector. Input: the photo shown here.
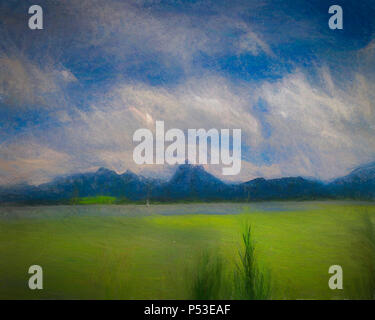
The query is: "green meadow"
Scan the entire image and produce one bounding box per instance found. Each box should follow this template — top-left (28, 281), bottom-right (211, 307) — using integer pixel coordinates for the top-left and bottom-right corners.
top-left (73, 196), bottom-right (117, 205)
top-left (0, 201), bottom-right (374, 300)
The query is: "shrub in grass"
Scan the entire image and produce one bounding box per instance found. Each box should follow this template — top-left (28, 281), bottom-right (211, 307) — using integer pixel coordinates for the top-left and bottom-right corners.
top-left (188, 225), bottom-right (271, 300)
top-left (234, 225), bottom-right (271, 300)
top-left (189, 252), bottom-right (224, 300)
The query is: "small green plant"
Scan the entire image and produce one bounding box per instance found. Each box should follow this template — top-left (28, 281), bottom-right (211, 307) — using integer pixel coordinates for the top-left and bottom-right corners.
top-left (188, 225), bottom-right (271, 300)
top-left (234, 225), bottom-right (271, 299)
top-left (189, 252), bottom-right (224, 300)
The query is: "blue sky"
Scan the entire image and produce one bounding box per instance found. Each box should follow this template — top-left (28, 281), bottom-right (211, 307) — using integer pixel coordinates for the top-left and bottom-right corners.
top-left (0, 0), bottom-right (375, 184)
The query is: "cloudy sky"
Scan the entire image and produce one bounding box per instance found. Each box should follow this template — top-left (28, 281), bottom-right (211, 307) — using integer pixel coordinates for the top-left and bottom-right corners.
top-left (0, 0), bottom-right (375, 185)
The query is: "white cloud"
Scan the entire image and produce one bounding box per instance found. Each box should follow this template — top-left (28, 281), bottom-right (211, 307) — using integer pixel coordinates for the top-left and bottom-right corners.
top-left (258, 68), bottom-right (375, 180)
top-left (1, 65), bottom-right (374, 184)
top-left (34, 76), bottom-right (261, 181)
top-left (0, 52), bottom-right (57, 108)
top-left (0, 141), bottom-right (72, 185)
top-left (60, 69), bottom-right (77, 82)
top-left (63, 0), bottom-right (274, 73)
top-left (44, 68), bottom-right (374, 183)
top-left (234, 21), bottom-right (274, 57)
top-left (0, 50), bottom-right (77, 110)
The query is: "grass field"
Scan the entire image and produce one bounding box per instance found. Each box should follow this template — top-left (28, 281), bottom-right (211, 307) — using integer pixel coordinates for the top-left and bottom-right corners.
top-left (0, 201), bottom-right (374, 299)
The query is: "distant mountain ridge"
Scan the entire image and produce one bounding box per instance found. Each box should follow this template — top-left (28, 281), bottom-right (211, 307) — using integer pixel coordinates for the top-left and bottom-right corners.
top-left (1, 162), bottom-right (374, 204)
top-left (330, 161), bottom-right (375, 200)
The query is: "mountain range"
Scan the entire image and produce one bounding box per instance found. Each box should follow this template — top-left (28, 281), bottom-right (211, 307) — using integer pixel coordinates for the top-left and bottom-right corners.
top-left (1, 162), bottom-right (374, 204)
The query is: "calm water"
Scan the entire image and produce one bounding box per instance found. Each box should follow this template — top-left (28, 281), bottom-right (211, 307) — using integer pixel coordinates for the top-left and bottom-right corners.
top-left (0, 201), bottom-right (370, 220)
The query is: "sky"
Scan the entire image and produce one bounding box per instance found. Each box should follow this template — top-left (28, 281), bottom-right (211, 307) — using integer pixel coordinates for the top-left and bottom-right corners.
top-left (0, 0), bottom-right (375, 185)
